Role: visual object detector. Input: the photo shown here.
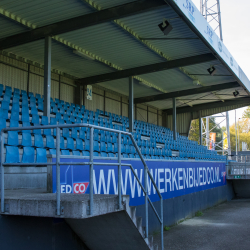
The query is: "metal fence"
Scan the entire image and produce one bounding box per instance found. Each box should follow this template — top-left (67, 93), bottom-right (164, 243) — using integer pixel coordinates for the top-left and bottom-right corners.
top-left (227, 155), bottom-right (250, 179)
top-left (0, 123), bottom-right (164, 249)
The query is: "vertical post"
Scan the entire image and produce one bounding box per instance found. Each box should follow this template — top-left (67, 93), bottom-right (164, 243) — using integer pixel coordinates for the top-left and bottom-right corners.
top-left (56, 127), bottom-right (60, 216)
top-left (226, 111), bottom-right (231, 158)
top-left (43, 36), bottom-right (51, 120)
top-left (89, 127), bottom-right (94, 215)
top-left (238, 119), bottom-right (240, 151)
top-left (129, 77), bottom-right (134, 133)
top-left (206, 117), bottom-right (209, 149)
top-left (59, 75), bottom-right (61, 101)
top-left (217, 0), bottom-right (223, 41)
top-left (27, 64), bottom-right (30, 94)
top-left (75, 82), bottom-right (83, 106)
top-left (199, 111), bottom-right (202, 145)
top-left (235, 110), bottom-right (238, 157)
top-left (204, 0), bottom-right (207, 20)
top-left (172, 97), bottom-right (176, 141)
top-left (1, 131), bottom-right (4, 213)
top-left (144, 165), bottom-right (148, 240)
top-left (161, 197), bottom-right (164, 250)
top-left (118, 132), bottom-right (122, 209)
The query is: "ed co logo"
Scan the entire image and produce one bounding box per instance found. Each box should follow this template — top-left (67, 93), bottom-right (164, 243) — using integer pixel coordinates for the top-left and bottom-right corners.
top-left (73, 182), bottom-right (89, 194)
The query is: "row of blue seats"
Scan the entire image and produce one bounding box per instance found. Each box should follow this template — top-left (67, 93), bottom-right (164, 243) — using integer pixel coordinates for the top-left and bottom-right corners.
top-left (5, 145), bottom-right (178, 163)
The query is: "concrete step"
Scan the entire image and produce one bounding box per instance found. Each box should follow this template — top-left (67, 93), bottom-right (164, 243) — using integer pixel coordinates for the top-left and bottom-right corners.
top-left (0, 189), bottom-right (158, 249)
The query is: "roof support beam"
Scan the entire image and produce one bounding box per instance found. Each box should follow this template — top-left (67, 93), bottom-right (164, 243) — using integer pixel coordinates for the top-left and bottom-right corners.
top-left (78, 53), bottom-right (216, 85)
top-left (134, 81), bottom-right (239, 104)
top-left (0, 0), bottom-right (167, 50)
top-left (164, 97), bottom-right (250, 114)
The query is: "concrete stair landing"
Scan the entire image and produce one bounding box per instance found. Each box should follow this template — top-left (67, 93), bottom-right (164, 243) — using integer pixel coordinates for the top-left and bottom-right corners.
top-left (0, 189), bottom-right (158, 250)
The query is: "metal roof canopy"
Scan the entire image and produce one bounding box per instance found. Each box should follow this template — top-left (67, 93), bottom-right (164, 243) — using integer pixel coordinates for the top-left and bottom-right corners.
top-left (0, 0), bottom-right (249, 116)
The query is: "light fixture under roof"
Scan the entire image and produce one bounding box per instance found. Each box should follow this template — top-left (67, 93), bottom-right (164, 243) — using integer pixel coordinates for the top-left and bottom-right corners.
top-left (73, 50), bottom-right (95, 60)
top-left (207, 66), bottom-right (217, 76)
top-left (233, 90), bottom-right (239, 97)
top-left (158, 18), bottom-right (173, 36)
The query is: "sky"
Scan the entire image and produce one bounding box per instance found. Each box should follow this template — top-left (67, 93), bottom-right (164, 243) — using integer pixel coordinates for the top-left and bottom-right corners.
top-left (191, 0), bottom-right (250, 126)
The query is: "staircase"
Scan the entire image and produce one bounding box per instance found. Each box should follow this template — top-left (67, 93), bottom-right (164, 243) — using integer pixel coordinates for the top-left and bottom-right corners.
top-left (0, 189), bottom-right (158, 250)
top-left (66, 195), bottom-right (158, 250)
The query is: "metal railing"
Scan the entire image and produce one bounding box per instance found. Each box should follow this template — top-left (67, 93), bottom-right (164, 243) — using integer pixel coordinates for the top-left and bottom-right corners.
top-left (227, 156), bottom-right (250, 179)
top-left (0, 123), bottom-right (164, 249)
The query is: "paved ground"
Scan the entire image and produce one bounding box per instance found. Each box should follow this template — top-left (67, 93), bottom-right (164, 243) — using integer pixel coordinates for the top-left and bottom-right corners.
top-left (155, 199), bottom-right (250, 250)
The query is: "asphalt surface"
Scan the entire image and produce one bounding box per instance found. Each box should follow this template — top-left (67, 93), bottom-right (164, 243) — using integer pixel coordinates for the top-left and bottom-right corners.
top-left (155, 199), bottom-right (250, 250)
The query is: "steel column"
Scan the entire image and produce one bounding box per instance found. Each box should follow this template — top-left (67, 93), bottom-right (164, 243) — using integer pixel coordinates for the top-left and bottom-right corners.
top-left (226, 111), bottom-right (231, 157)
top-left (199, 111), bottom-right (202, 145)
top-left (118, 132), bottom-right (122, 209)
top-left (206, 117), bottom-right (209, 149)
top-left (56, 127), bottom-right (60, 216)
top-left (43, 36), bottom-right (51, 121)
top-left (129, 77), bottom-right (134, 133)
top-left (89, 127), bottom-right (94, 215)
top-left (172, 97), bottom-right (176, 140)
top-left (235, 110), bottom-right (238, 156)
top-left (1, 131), bottom-right (4, 213)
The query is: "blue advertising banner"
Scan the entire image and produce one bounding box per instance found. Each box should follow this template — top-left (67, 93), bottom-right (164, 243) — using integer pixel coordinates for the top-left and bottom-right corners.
top-left (52, 158), bottom-right (226, 206)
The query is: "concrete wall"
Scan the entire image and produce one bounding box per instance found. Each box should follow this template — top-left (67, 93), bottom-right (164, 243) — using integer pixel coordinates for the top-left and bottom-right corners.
top-left (0, 167), bottom-right (47, 190)
top-left (0, 215), bottom-right (89, 250)
top-left (136, 183), bottom-right (235, 234)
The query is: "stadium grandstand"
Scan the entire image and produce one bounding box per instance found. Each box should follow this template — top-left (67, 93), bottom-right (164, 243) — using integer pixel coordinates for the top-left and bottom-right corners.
top-left (0, 0), bottom-right (249, 250)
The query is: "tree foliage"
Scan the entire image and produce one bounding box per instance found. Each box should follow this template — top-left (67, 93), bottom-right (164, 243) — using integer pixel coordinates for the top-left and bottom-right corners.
top-left (189, 117), bottom-right (223, 152)
top-left (230, 118), bottom-right (250, 151)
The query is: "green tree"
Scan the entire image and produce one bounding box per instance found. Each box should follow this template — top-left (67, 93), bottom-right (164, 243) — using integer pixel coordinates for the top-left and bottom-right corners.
top-left (242, 107), bottom-right (250, 118)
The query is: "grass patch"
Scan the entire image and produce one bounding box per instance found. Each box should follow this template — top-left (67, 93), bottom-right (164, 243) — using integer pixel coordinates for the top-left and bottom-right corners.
top-left (164, 226), bottom-right (171, 231)
top-left (195, 211), bottom-right (203, 217)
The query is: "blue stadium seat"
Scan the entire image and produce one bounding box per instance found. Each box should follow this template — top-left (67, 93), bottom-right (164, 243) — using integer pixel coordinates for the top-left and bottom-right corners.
top-left (107, 142), bottom-right (113, 152)
top-left (0, 108), bottom-right (8, 120)
top-left (99, 151), bottom-right (107, 157)
top-left (21, 112), bottom-right (30, 123)
top-left (61, 150), bottom-right (70, 155)
top-left (30, 107), bottom-right (38, 115)
top-left (1, 100), bottom-right (9, 110)
top-left (34, 134), bottom-right (44, 148)
top-left (71, 128), bottom-right (78, 139)
top-left (60, 137), bottom-right (65, 149)
top-left (22, 147), bottom-right (35, 163)
top-left (32, 124), bottom-right (41, 135)
top-left (46, 135), bottom-right (55, 149)
top-left (12, 103), bottom-right (19, 112)
top-left (36, 148), bottom-right (47, 163)
top-left (38, 102), bottom-right (43, 111)
top-left (6, 146), bottom-right (19, 163)
top-left (108, 153), bottom-right (115, 157)
top-left (7, 131), bottom-right (19, 146)
top-left (82, 151), bottom-right (90, 156)
top-left (31, 114), bottom-right (39, 124)
top-left (93, 141), bottom-right (99, 152)
top-left (100, 142), bottom-right (106, 152)
top-left (49, 149), bottom-right (56, 155)
top-left (41, 116), bottom-right (48, 125)
top-left (62, 128), bottom-right (69, 138)
top-left (66, 137), bottom-right (74, 151)
top-left (0, 117), bottom-right (6, 131)
top-left (85, 140), bottom-right (90, 151)
top-left (93, 152), bottom-right (99, 157)
top-left (75, 139), bottom-right (83, 151)
top-left (21, 133), bottom-right (32, 147)
top-left (22, 122), bottom-right (31, 133)
top-left (73, 151), bottom-right (80, 156)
